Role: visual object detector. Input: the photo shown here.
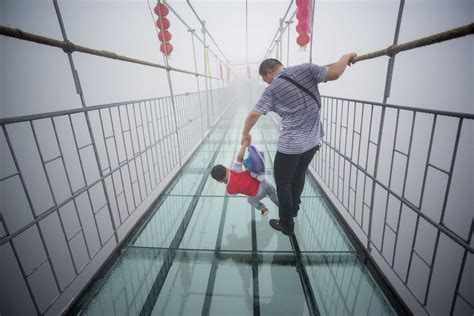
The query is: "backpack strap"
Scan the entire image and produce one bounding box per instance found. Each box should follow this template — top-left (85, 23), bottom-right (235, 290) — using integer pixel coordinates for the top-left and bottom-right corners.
top-left (279, 74), bottom-right (320, 109)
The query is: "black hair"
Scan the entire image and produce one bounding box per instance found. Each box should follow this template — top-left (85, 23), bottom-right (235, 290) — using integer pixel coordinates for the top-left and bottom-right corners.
top-left (259, 58), bottom-right (283, 76)
top-left (211, 165), bottom-right (227, 181)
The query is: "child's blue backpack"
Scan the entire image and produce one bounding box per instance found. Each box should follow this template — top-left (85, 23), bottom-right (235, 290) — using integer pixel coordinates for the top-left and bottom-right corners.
top-left (243, 145), bottom-right (265, 181)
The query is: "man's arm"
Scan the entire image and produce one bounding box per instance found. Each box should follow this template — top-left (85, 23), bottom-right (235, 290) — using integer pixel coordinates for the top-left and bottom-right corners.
top-left (326, 52), bottom-right (357, 81)
top-left (241, 110), bottom-right (262, 145)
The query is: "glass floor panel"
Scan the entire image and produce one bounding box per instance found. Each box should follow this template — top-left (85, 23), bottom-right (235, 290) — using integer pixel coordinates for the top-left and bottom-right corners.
top-left (72, 108), bottom-right (399, 315)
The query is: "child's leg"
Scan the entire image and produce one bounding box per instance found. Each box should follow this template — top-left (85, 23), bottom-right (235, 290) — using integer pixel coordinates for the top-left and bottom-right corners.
top-left (262, 180), bottom-right (279, 207)
top-left (247, 196), bottom-right (266, 210)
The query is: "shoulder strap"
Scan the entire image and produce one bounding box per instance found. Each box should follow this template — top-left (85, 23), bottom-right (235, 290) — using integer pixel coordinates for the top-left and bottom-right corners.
top-left (279, 74), bottom-right (320, 109)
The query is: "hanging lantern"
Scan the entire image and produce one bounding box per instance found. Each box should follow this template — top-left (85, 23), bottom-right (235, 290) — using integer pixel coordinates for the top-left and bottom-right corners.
top-left (295, 0), bottom-right (311, 47)
top-left (154, 3), bottom-right (173, 57)
top-left (160, 42), bottom-right (173, 55)
top-left (156, 17), bottom-right (170, 30)
top-left (296, 34), bottom-right (310, 46)
top-left (158, 30), bottom-right (172, 42)
top-left (296, 7), bottom-right (309, 20)
top-left (154, 3), bottom-right (169, 17)
top-left (296, 21), bottom-right (310, 34)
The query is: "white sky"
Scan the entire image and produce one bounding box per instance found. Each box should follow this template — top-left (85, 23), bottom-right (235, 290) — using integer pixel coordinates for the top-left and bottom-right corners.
top-left (0, 0), bottom-right (473, 117)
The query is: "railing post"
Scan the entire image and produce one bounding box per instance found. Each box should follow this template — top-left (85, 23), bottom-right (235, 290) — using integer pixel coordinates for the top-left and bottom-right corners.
top-left (366, 0), bottom-right (405, 252)
top-left (201, 21), bottom-right (212, 128)
top-left (189, 29), bottom-right (205, 140)
top-left (52, 0), bottom-right (119, 244)
top-left (156, 0), bottom-right (182, 167)
top-left (309, 0), bottom-right (316, 63)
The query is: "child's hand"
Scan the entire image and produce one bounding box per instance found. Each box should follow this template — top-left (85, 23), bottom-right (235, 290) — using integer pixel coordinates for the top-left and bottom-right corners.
top-left (242, 139), bottom-right (250, 147)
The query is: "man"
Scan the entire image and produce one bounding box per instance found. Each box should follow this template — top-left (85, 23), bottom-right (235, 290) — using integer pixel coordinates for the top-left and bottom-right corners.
top-left (241, 52), bottom-right (357, 236)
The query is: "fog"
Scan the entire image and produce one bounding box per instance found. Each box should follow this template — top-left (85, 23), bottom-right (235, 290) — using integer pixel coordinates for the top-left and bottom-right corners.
top-left (1, 0), bottom-right (472, 119)
top-left (0, 1), bottom-right (472, 315)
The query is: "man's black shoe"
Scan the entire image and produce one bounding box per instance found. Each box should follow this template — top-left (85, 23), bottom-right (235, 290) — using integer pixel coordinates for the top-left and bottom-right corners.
top-left (269, 219), bottom-right (294, 236)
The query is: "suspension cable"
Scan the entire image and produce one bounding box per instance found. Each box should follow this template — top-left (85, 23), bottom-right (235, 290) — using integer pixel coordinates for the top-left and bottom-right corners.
top-left (263, 0), bottom-right (295, 59)
top-left (246, 0), bottom-right (249, 64)
top-left (353, 23), bottom-right (474, 64)
top-left (0, 25), bottom-right (221, 80)
top-left (186, 0), bottom-right (230, 64)
top-left (161, 0), bottom-right (225, 66)
top-left (265, 9), bottom-right (297, 59)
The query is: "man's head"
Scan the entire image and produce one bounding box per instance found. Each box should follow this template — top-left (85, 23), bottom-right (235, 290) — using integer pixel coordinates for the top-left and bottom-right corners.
top-left (211, 164), bottom-right (227, 183)
top-left (259, 59), bottom-right (284, 84)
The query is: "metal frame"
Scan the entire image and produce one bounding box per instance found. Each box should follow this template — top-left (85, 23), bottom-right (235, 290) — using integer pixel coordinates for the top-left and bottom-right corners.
top-left (0, 88), bottom-right (230, 314)
top-left (69, 112), bottom-right (404, 315)
top-left (312, 95), bottom-right (473, 315)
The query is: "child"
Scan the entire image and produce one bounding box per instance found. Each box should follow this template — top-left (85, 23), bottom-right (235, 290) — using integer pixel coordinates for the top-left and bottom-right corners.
top-left (211, 141), bottom-right (279, 215)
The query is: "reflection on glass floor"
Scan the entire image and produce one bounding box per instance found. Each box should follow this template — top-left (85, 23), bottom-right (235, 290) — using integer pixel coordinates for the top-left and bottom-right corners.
top-left (73, 109), bottom-right (396, 315)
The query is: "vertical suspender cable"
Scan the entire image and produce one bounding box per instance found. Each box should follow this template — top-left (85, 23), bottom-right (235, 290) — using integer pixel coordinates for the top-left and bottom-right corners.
top-left (189, 29), bottom-right (205, 139)
top-left (246, 0), bottom-right (249, 65)
top-left (367, 0), bottom-right (405, 252)
top-left (286, 20), bottom-right (291, 65)
top-left (309, 0), bottom-right (316, 63)
top-left (52, 0), bottom-right (119, 245)
top-left (148, 0), bottom-right (182, 166)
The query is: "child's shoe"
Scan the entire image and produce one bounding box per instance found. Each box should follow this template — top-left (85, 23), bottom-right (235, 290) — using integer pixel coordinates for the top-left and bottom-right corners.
top-left (261, 207), bottom-right (269, 216)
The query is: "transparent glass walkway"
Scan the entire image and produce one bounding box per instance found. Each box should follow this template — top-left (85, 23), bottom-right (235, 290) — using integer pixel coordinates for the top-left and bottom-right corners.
top-left (72, 108), bottom-right (396, 315)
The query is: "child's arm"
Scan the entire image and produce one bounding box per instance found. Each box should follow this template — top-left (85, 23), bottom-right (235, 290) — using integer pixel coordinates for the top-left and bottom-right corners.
top-left (236, 141), bottom-right (249, 162)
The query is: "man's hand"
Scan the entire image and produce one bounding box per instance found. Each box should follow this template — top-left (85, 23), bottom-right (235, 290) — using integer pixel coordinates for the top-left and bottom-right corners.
top-left (327, 52), bottom-right (358, 81)
top-left (347, 52), bottom-right (357, 66)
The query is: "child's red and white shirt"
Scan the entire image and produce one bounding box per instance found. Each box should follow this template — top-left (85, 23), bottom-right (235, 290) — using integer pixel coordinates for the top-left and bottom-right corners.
top-left (226, 161), bottom-right (260, 197)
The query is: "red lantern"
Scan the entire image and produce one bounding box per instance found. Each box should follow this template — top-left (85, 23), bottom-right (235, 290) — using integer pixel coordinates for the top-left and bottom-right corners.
top-left (296, 34), bottom-right (310, 46)
top-left (158, 30), bottom-right (172, 42)
top-left (296, 0), bottom-right (311, 47)
top-left (155, 17), bottom-right (170, 30)
top-left (296, 21), bottom-right (309, 34)
top-left (296, 7), bottom-right (309, 20)
top-left (154, 4), bottom-right (169, 17)
top-left (160, 42), bottom-right (173, 55)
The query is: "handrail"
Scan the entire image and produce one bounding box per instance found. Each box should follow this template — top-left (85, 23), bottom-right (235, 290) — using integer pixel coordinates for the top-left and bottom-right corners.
top-left (321, 95), bottom-right (474, 120)
top-left (353, 23), bottom-right (474, 64)
top-left (0, 25), bottom-right (222, 80)
top-left (0, 91), bottom-right (204, 125)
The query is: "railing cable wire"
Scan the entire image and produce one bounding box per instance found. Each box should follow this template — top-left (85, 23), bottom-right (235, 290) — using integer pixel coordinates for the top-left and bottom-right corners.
top-left (0, 25), bottom-right (221, 79)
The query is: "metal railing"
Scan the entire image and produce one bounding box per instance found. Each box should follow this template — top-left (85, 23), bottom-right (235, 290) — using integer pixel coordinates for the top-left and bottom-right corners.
top-left (311, 96), bottom-right (473, 315)
top-left (0, 89), bottom-right (231, 315)
top-left (1, 0), bottom-right (234, 313)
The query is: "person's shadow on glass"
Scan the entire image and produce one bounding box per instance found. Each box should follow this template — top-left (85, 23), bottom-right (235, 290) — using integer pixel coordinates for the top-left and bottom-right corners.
top-left (259, 231), bottom-right (307, 315)
top-left (225, 219), bottom-right (307, 315)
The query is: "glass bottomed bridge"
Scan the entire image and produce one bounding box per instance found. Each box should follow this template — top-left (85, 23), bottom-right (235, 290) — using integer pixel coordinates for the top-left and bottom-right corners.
top-left (69, 107), bottom-right (401, 315)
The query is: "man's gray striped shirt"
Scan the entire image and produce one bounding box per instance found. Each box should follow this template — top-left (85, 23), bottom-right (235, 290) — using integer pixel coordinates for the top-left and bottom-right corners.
top-left (254, 63), bottom-right (328, 154)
